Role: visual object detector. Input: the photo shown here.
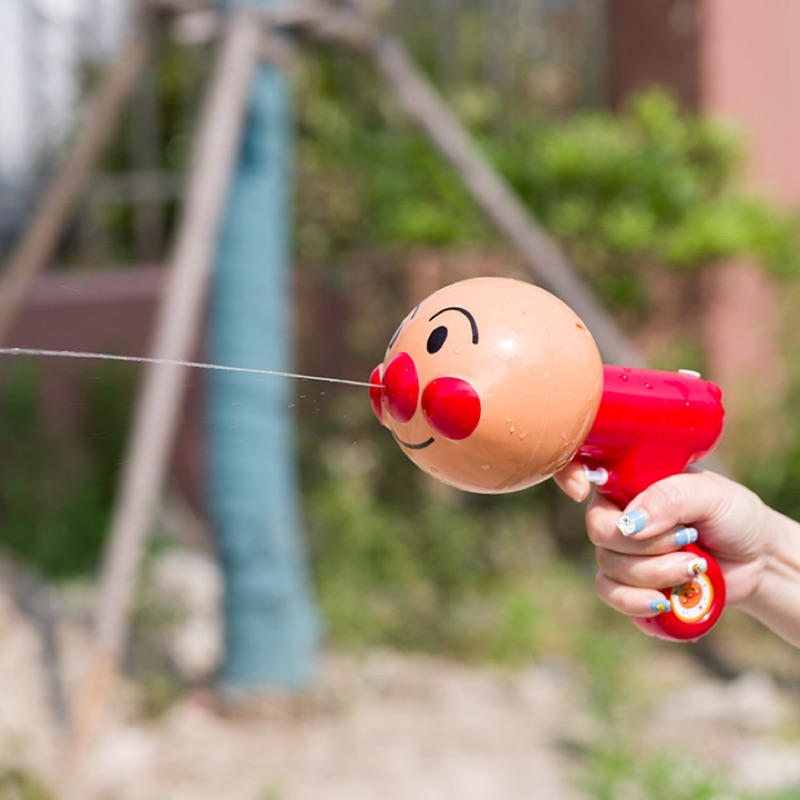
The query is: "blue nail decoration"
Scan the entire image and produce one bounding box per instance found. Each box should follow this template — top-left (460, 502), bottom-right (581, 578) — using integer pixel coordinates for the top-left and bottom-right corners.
top-left (649, 598), bottom-right (671, 614)
top-left (617, 509), bottom-right (647, 536)
top-left (675, 526), bottom-right (699, 547)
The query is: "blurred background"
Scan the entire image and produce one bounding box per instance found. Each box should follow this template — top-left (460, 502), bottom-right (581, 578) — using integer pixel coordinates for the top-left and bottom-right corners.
top-left (2, 1), bottom-right (800, 798)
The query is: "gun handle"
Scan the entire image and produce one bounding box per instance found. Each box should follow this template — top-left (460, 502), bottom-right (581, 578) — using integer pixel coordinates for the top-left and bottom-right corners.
top-left (592, 480), bottom-right (726, 642)
top-left (583, 365), bottom-right (727, 641)
top-left (630, 542), bottom-right (726, 641)
top-left (588, 469), bottom-right (727, 641)
top-left (588, 478), bottom-right (727, 641)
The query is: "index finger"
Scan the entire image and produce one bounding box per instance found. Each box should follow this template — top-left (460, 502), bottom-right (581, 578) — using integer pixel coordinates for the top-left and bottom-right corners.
top-left (586, 481), bottom-right (700, 555)
top-left (613, 470), bottom-right (730, 540)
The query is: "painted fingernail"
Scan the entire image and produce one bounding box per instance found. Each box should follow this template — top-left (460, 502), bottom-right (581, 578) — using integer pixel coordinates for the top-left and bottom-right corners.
top-left (686, 557), bottom-right (708, 577)
top-left (675, 526), bottom-right (699, 546)
top-left (649, 598), bottom-right (672, 614)
top-left (617, 510), bottom-right (647, 536)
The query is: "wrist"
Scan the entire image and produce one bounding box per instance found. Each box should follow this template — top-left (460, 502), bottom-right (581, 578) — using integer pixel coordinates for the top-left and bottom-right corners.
top-left (737, 506), bottom-right (800, 646)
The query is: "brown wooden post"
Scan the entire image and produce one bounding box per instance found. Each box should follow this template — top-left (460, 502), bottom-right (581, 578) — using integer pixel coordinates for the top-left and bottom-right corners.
top-left (0, 28), bottom-right (153, 343)
top-left (64, 6), bottom-right (262, 791)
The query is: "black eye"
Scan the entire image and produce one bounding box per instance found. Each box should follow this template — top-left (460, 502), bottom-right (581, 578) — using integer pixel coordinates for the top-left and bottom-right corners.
top-left (427, 326), bottom-right (448, 354)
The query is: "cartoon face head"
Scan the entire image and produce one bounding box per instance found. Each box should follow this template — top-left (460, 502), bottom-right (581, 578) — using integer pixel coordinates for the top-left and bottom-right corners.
top-left (370, 277), bottom-right (604, 493)
top-left (677, 582), bottom-right (703, 609)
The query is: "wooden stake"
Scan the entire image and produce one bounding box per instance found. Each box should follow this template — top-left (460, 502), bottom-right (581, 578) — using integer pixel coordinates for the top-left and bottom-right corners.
top-left (64, 6), bottom-right (262, 788)
top-left (0, 29), bottom-right (153, 344)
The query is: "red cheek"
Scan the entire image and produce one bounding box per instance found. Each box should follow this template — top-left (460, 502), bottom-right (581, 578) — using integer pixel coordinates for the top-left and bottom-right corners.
top-left (421, 378), bottom-right (481, 440)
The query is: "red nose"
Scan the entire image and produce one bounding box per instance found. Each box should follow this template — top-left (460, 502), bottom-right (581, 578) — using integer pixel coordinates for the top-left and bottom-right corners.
top-left (369, 365), bottom-right (384, 425)
top-left (381, 352), bottom-right (419, 423)
top-left (421, 377), bottom-right (481, 440)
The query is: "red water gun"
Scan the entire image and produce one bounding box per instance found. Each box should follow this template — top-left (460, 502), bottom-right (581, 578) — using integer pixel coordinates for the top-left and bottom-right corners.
top-left (370, 277), bottom-right (726, 642)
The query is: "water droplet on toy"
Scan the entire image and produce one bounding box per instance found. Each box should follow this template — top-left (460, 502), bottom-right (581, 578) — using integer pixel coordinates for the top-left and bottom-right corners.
top-left (454, 347), bottom-right (463, 355)
top-left (510, 425), bottom-right (515, 433)
top-left (519, 431), bottom-right (529, 440)
top-left (481, 464), bottom-right (491, 471)
top-left (645, 383), bottom-right (653, 390)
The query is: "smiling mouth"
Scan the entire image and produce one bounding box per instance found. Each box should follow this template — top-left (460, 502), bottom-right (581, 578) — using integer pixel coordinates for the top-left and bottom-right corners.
top-left (395, 435), bottom-right (435, 450)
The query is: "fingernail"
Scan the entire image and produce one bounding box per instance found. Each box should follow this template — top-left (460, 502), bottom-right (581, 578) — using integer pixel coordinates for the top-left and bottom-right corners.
top-left (617, 510), bottom-right (647, 536)
top-left (686, 557), bottom-right (708, 577)
top-left (566, 475), bottom-right (589, 502)
top-left (649, 598), bottom-right (672, 614)
top-left (675, 526), bottom-right (699, 546)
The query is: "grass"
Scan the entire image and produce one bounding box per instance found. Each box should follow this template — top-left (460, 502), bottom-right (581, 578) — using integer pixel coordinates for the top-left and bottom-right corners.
top-left (581, 744), bottom-right (800, 800)
top-left (0, 362), bottom-right (132, 579)
top-left (582, 747), bottom-right (728, 800)
top-left (0, 769), bottom-right (53, 800)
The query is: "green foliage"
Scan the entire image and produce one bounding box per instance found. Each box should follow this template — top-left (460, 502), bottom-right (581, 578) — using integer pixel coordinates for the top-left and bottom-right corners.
top-left (516, 92), bottom-right (797, 290)
top-left (741, 387), bottom-right (800, 523)
top-left (294, 52), bottom-right (493, 263)
top-left (0, 363), bottom-right (132, 579)
top-left (583, 743), bottom-right (800, 800)
top-left (499, 91), bottom-right (798, 285)
top-left (66, 36), bottom-right (211, 266)
top-left (729, 281), bottom-right (800, 522)
top-left (582, 746), bottom-right (728, 800)
top-left (305, 454), bottom-right (545, 659)
top-left (78, 43), bottom-right (800, 305)
top-left (301, 434), bottom-right (644, 668)
top-left (0, 769), bottom-right (53, 800)
top-left (295, 59), bottom-right (799, 309)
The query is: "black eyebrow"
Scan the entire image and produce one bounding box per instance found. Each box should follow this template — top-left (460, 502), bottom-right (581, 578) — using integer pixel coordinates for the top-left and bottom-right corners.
top-left (428, 306), bottom-right (479, 344)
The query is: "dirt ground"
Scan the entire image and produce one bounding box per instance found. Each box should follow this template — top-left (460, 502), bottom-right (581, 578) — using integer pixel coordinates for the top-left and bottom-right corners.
top-left (2, 550), bottom-right (800, 800)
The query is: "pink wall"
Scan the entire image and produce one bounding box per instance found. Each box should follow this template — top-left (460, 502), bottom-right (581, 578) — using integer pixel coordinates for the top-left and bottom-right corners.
top-left (700, 0), bottom-right (800, 206)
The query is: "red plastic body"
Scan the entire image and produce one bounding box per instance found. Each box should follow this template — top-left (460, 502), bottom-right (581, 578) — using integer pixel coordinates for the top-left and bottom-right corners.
top-left (579, 365), bottom-right (726, 641)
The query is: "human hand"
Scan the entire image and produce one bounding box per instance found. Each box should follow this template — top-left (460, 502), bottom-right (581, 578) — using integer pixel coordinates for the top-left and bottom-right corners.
top-left (586, 470), bottom-right (772, 618)
top-left (555, 465), bottom-right (771, 617)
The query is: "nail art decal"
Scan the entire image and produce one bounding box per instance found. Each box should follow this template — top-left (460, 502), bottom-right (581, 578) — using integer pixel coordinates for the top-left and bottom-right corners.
top-left (687, 558), bottom-right (708, 577)
top-left (675, 526), bottom-right (699, 546)
top-left (617, 509), bottom-right (647, 536)
top-left (649, 598), bottom-right (671, 614)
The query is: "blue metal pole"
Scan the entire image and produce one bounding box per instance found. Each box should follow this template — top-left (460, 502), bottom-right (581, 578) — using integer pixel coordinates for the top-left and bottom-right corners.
top-left (209, 1), bottom-right (320, 692)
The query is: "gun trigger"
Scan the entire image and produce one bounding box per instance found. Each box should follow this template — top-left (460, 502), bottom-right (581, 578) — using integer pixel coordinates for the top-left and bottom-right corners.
top-left (584, 466), bottom-right (609, 486)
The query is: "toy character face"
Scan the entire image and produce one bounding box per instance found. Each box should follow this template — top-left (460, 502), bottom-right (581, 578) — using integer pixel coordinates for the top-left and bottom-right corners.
top-left (370, 277), bottom-right (604, 493)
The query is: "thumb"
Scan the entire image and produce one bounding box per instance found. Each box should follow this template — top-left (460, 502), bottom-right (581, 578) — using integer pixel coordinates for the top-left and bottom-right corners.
top-left (553, 459), bottom-right (591, 502)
